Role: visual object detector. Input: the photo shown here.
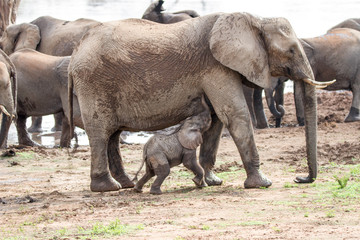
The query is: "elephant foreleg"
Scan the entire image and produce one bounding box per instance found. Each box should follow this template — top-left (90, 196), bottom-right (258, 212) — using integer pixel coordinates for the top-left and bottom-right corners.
top-left (52, 112), bottom-right (63, 132)
top-left (253, 88), bottom-right (269, 129)
top-left (183, 151), bottom-right (206, 188)
top-left (345, 82), bottom-right (360, 122)
top-left (107, 130), bottom-right (135, 188)
top-left (16, 115), bottom-right (40, 147)
top-left (199, 113), bottom-right (224, 186)
top-left (60, 112), bottom-right (71, 148)
top-left (27, 116), bottom-right (42, 133)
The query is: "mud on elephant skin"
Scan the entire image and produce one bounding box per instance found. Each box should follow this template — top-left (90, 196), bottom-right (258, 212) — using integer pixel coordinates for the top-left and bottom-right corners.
top-left (68, 12), bottom-right (334, 192)
top-left (8, 49), bottom-right (83, 148)
top-left (133, 96), bottom-right (211, 195)
top-left (142, 0), bottom-right (199, 24)
top-left (0, 49), bottom-right (17, 149)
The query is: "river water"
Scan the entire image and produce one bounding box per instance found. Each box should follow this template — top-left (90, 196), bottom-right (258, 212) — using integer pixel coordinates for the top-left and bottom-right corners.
top-left (6, 0), bottom-right (360, 146)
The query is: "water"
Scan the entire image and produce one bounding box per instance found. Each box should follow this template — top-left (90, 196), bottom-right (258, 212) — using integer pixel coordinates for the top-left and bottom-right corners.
top-left (6, 0), bottom-right (360, 146)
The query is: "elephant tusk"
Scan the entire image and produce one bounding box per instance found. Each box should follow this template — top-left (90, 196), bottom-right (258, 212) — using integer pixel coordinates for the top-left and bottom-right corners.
top-left (0, 105), bottom-right (11, 117)
top-left (303, 78), bottom-right (336, 89)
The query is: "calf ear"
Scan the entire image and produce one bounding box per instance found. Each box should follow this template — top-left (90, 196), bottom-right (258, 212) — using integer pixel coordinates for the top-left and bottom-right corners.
top-left (178, 127), bottom-right (203, 150)
top-left (209, 12), bottom-right (271, 89)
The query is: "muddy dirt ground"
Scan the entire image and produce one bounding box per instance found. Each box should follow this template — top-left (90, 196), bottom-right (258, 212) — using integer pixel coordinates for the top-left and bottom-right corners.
top-left (1, 91), bottom-right (360, 240)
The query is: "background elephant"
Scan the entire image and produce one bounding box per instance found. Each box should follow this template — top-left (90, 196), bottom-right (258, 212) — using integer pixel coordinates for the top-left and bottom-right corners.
top-left (243, 78), bottom-right (286, 129)
top-left (142, 0), bottom-right (199, 23)
top-left (0, 49), bottom-right (16, 148)
top-left (9, 48), bottom-right (82, 147)
top-left (0, 15), bottom-right (99, 132)
top-left (328, 18), bottom-right (360, 32)
top-left (68, 12), bottom-right (332, 192)
top-left (269, 28), bottom-right (360, 125)
top-left (133, 96), bottom-right (211, 194)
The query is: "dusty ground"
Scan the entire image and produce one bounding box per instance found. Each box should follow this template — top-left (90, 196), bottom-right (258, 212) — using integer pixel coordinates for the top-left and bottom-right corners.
top-left (1, 91), bottom-right (360, 240)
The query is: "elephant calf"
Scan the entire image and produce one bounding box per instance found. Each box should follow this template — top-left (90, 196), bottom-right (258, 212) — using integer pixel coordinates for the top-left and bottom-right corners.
top-left (133, 97), bottom-right (211, 195)
top-left (9, 48), bottom-right (83, 147)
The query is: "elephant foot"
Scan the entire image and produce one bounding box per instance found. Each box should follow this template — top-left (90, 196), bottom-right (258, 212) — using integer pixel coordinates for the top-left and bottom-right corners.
top-left (344, 107), bottom-right (360, 122)
top-left (113, 174), bottom-right (135, 189)
top-left (192, 177), bottom-right (207, 188)
top-left (90, 173), bottom-right (121, 192)
top-left (134, 185), bottom-right (143, 193)
top-left (204, 170), bottom-right (223, 186)
top-left (297, 117), bottom-right (305, 126)
top-left (150, 187), bottom-right (162, 195)
top-left (19, 138), bottom-right (41, 147)
top-left (27, 126), bottom-right (43, 133)
top-left (51, 125), bottom-right (62, 132)
top-left (244, 171), bottom-right (272, 188)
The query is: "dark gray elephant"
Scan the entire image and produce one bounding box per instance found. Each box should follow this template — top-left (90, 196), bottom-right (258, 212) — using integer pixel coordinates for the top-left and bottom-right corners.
top-left (0, 49), bottom-right (16, 148)
top-left (68, 12), bottom-right (333, 192)
top-left (0, 16), bottom-right (99, 132)
top-left (133, 96), bottom-right (211, 194)
top-left (142, 0), bottom-right (199, 24)
top-left (329, 18), bottom-right (360, 32)
top-left (9, 48), bottom-right (82, 147)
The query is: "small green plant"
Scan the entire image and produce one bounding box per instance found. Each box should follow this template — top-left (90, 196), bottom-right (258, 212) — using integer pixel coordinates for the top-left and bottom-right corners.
top-left (304, 212), bottom-right (309, 217)
top-left (334, 174), bottom-right (350, 189)
top-left (201, 225), bottom-right (210, 230)
top-left (78, 219), bottom-right (143, 237)
top-left (272, 226), bottom-right (282, 233)
top-left (326, 210), bottom-right (335, 218)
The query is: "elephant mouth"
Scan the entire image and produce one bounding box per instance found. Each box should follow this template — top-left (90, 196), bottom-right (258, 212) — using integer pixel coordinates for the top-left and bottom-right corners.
top-left (0, 105), bottom-right (15, 119)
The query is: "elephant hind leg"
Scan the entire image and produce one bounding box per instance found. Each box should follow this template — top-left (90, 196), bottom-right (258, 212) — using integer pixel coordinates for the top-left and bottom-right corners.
top-left (345, 84), bottom-right (360, 122)
top-left (134, 164), bottom-right (154, 193)
top-left (107, 130), bottom-right (135, 188)
top-left (89, 132), bottom-right (121, 192)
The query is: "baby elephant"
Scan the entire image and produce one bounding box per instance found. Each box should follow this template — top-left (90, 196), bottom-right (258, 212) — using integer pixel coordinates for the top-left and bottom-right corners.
top-left (133, 96), bottom-right (212, 195)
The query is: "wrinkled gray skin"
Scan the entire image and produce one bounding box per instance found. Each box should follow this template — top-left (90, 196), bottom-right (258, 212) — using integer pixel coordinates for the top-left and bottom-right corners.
top-left (133, 98), bottom-right (211, 195)
top-left (0, 16), bottom-right (99, 132)
top-left (297, 28), bottom-right (360, 122)
top-left (9, 49), bottom-right (82, 147)
top-left (69, 12), bottom-right (319, 192)
top-left (142, 0), bottom-right (199, 24)
top-left (0, 49), bottom-right (17, 149)
top-left (273, 28), bottom-right (360, 125)
top-left (329, 18), bottom-right (360, 32)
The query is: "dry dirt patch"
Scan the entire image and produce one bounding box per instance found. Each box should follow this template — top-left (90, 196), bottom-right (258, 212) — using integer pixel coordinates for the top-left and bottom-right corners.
top-left (0, 91), bottom-right (360, 239)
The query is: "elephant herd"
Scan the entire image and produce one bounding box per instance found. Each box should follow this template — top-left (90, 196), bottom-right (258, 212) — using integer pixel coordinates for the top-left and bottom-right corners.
top-left (0, 0), bottom-right (356, 193)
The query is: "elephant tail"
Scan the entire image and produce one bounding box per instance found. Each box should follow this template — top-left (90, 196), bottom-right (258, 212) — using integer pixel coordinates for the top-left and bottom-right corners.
top-left (132, 144), bottom-right (148, 182)
top-left (68, 72), bottom-right (74, 140)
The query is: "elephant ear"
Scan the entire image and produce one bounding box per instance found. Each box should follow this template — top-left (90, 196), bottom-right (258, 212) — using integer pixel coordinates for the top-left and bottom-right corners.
top-left (299, 39), bottom-right (315, 66)
top-left (209, 12), bottom-right (271, 89)
top-left (178, 120), bottom-right (203, 150)
top-left (11, 23), bottom-right (40, 53)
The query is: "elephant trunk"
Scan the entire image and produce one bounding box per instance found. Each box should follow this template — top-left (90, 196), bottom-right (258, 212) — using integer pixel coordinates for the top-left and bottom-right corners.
top-left (0, 113), bottom-right (12, 148)
top-left (294, 80), bottom-right (317, 183)
top-left (264, 88), bottom-right (285, 118)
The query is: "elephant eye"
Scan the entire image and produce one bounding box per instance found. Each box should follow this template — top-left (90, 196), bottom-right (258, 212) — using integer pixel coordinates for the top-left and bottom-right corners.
top-left (289, 47), bottom-right (295, 55)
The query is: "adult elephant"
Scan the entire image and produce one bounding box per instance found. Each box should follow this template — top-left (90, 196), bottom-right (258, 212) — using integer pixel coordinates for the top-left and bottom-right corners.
top-left (7, 49), bottom-right (82, 147)
top-left (142, 0), bottom-right (199, 23)
top-left (0, 49), bottom-right (16, 148)
top-left (270, 28), bottom-right (360, 125)
top-left (68, 12), bottom-right (333, 192)
top-left (0, 15), bottom-right (99, 132)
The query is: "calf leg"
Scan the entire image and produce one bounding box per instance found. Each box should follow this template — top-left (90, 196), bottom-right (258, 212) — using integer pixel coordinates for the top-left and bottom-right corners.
top-left (183, 151), bottom-right (206, 188)
top-left (345, 83), bottom-right (360, 122)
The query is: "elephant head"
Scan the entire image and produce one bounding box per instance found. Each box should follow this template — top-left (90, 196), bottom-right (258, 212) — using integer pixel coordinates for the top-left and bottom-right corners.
top-left (0, 23), bottom-right (41, 55)
top-left (209, 13), bottom-right (335, 183)
top-left (0, 50), bottom-right (17, 148)
top-left (178, 96), bottom-right (211, 150)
